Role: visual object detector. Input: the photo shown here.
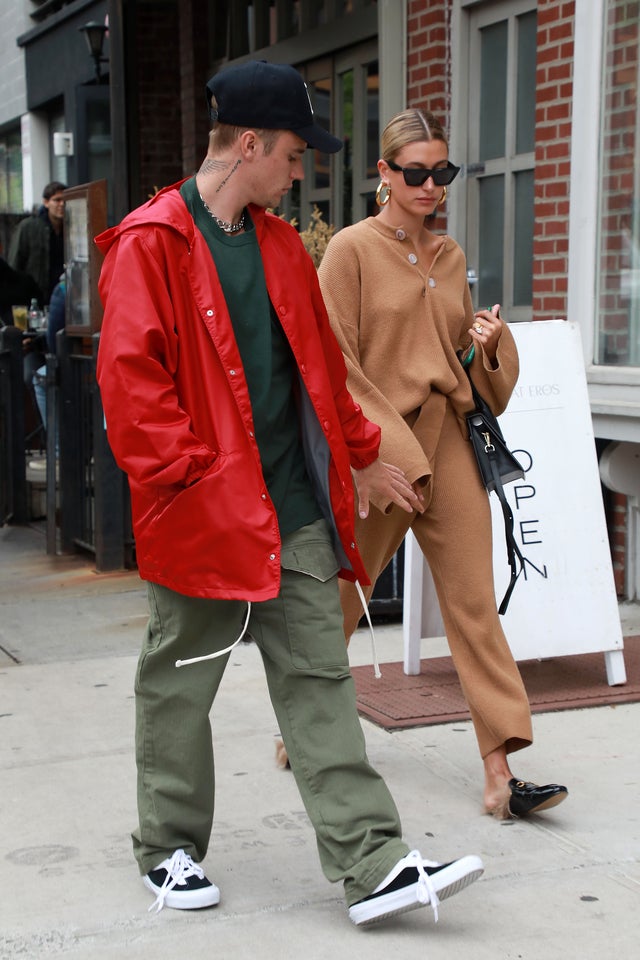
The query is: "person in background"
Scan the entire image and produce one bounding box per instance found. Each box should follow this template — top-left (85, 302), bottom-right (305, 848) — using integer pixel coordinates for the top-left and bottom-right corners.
top-left (8, 182), bottom-right (67, 431)
top-left (31, 275), bottom-right (66, 465)
top-left (96, 61), bottom-right (483, 927)
top-left (8, 181), bottom-right (67, 307)
top-left (317, 107), bottom-right (569, 822)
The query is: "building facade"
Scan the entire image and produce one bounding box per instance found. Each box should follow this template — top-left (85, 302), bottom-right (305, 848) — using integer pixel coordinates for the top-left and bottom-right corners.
top-left (2, 0), bottom-right (639, 599)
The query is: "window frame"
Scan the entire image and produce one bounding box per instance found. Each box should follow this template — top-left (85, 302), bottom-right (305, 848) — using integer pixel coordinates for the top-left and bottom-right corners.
top-left (568, 0), bottom-right (640, 440)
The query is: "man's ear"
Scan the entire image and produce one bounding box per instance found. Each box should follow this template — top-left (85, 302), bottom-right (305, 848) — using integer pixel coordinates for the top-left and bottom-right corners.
top-left (239, 130), bottom-right (260, 159)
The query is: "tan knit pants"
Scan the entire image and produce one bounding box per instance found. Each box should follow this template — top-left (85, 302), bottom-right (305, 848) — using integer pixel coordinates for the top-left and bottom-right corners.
top-left (341, 401), bottom-right (532, 759)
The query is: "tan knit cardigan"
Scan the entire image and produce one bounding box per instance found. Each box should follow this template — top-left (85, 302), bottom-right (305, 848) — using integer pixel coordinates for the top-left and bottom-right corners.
top-left (318, 215), bottom-right (519, 507)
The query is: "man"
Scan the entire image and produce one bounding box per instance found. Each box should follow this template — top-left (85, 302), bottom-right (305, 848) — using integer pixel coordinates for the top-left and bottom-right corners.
top-left (96, 60), bottom-right (483, 926)
top-left (8, 181), bottom-right (66, 306)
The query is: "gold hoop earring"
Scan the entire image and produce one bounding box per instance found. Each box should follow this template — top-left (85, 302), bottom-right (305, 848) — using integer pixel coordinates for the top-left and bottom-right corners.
top-left (437, 186), bottom-right (447, 206)
top-left (376, 181), bottom-right (391, 207)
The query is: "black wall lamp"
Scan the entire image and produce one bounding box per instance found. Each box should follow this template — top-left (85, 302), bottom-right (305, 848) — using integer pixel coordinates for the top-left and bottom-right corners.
top-left (79, 20), bottom-right (109, 83)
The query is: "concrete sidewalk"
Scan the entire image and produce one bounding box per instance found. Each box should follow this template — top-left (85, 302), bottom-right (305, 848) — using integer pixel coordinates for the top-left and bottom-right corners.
top-left (1, 522), bottom-right (639, 959)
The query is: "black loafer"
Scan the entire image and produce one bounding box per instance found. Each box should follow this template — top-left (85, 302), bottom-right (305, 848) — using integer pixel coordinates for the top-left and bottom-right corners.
top-left (508, 778), bottom-right (568, 817)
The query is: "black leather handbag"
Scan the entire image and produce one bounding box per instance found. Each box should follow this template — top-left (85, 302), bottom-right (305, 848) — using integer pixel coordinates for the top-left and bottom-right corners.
top-left (461, 361), bottom-right (526, 614)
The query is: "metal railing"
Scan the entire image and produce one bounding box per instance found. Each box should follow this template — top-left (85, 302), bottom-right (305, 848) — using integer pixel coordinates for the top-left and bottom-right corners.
top-left (56, 333), bottom-right (133, 569)
top-left (0, 326), bottom-right (133, 571)
top-left (0, 326), bottom-right (27, 525)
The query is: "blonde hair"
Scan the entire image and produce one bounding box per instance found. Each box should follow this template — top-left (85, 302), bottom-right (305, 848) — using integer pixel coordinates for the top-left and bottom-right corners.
top-left (381, 109), bottom-right (448, 163)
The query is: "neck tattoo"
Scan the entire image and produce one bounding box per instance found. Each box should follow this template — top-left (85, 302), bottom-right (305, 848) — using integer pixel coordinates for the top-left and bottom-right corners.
top-left (198, 191), bottom-right (245, 234)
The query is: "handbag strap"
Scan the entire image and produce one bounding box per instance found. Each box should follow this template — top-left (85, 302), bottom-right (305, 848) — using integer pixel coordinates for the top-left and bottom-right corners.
top-left (485, 444), bottom-right (525, 614)
top-left (459, 353), bottom-right (523, 613)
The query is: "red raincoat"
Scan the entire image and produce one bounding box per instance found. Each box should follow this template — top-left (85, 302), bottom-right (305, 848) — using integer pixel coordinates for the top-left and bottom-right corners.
top-left (96, 182), bottom-right (380, 600)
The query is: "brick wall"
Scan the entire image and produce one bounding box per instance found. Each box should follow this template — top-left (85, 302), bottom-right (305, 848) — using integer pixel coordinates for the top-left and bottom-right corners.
top-left (406, 0), bottom-right (451, 118)
top-left (179, 2), bottom-right (211, 176)
top-left (532, 0), bottom-right (574, 321)
top-left (406, 0), bottom-right (451, 229)
top-left (133, 2), bottom-right (183, 206)
top-left (605, 490), bottom-right (628, 595)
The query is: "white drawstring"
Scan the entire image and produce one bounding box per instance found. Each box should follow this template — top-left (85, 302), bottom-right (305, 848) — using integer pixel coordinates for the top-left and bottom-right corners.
top-left (175, 602), bottom-right (252, 668)
top-left (354, 580), bottom-right (381, 679)
top-left (175, 580), bottom-right (380, 678)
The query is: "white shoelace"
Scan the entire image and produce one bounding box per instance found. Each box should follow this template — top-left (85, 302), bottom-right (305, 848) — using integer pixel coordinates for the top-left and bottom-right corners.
top-left (175, 602), bottom-right (252, 668)
top-left (404, 849), bottom-right (440, 921)
top-left (148, 849), bottom-right (205, 913)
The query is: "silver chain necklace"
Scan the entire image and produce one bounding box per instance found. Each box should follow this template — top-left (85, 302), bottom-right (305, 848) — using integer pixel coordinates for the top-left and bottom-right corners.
top-left (198, 191), bottom-right (245, 234)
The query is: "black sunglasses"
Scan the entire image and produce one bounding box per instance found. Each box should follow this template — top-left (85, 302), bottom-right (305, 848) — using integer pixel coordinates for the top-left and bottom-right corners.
top-left (386, 160), bottom-right (460, 187)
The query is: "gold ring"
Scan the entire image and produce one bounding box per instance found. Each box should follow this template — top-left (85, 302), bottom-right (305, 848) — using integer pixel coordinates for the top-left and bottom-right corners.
top-left (473, 322), bottom-right (484, 334)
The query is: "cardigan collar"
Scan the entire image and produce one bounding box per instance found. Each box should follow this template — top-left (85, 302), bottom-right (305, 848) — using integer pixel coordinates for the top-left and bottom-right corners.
top-left (364, 213), bottom-right (455, 252)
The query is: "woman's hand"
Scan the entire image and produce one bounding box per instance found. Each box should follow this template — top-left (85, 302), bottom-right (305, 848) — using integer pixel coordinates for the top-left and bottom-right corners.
top-left (469, 304), bottom-right (503, 365)
top-left (353, 459), bottom-right (424, 519)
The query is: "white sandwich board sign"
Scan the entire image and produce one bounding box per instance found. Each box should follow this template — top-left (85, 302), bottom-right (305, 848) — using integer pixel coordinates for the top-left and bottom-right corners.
top-left (402, 320), bottom-right (626, 685)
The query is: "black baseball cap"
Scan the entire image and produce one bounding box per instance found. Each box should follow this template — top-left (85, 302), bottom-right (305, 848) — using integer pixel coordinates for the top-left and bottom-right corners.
top-left (205, 60), bottom-right (343, 154)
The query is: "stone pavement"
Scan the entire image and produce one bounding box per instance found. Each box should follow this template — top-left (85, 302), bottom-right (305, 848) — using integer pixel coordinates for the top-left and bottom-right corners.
top-left (1, 522), bottom-right (639, 959)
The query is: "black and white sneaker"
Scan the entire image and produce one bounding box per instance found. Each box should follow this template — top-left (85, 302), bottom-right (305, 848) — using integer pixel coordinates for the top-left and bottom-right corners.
top-left (348, 849), bottom-right (484, 926)
top-left (143, 849), bottom-right (220, 912)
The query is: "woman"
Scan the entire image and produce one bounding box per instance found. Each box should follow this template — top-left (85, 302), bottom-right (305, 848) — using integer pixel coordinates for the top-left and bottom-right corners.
top-left (317, 108), bottom-right (568, 820)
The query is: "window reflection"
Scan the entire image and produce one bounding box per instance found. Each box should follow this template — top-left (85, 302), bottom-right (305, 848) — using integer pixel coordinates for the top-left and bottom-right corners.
top-left (479, 21), bottom-right (507, 162)
top-left (478, 175), bottom-right (505, 308)
top-left (365, 60), bottom-right (379, 180)
top-left (340, 69), bottom-right (354, 226)
top-left (309, 77), bottom-right (332, 191)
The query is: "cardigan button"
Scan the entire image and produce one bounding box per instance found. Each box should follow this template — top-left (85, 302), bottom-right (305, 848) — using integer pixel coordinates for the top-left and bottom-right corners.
top-left (395, 229), bottom-right (406, 240)
top-left (408, 253), bottom-right (418, 264)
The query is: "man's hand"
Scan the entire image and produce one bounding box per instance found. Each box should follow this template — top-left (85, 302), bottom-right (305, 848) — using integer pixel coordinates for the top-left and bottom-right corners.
top-left (353, 459), bottom-right (425, 519)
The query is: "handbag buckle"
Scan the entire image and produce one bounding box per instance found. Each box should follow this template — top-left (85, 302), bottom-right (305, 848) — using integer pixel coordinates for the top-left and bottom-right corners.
top-left (482, 431), bottom-right (495, 452)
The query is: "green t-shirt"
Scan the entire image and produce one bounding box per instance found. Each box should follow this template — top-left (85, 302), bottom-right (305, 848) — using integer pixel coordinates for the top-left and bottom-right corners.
top-left (180, 176), bottom-right (321, 536)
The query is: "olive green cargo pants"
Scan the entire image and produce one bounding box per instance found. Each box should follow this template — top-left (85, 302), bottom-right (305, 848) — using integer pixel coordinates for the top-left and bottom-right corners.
top-left (132, 519), bottom-right (408, 905)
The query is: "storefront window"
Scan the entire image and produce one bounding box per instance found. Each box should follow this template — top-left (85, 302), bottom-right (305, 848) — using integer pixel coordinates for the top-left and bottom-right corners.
top-left (0, 128), bottom-right (23, 213)
top-left (595, 0), bottom-right (640, 366)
